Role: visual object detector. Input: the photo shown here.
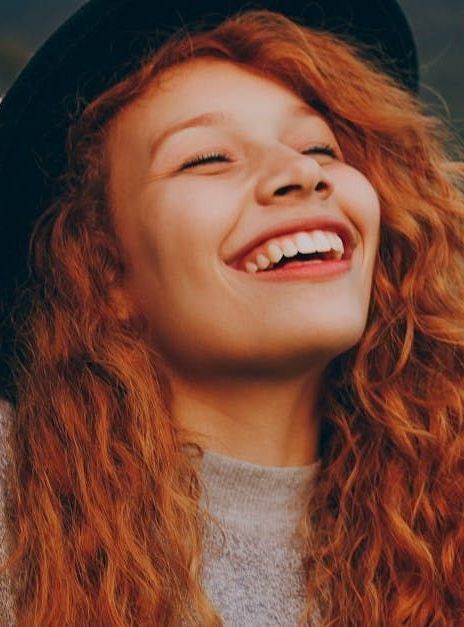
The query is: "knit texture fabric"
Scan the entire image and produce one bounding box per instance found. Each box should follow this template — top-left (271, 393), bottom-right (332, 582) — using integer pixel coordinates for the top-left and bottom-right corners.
top-left (0, 400), bottom-right (15, 627)
top-left (0, 400), bottom-right (321, 626)
top-left (197, 448), bottom-right (321, 626)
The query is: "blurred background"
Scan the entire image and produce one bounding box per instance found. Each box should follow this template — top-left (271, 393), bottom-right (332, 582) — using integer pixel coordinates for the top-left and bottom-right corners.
top-left (0, 0), bottom-right (463, 143)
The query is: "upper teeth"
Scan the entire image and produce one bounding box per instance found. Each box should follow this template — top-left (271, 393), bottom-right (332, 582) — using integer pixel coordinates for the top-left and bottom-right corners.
top-left (244, 230), bottom-right (344, 273)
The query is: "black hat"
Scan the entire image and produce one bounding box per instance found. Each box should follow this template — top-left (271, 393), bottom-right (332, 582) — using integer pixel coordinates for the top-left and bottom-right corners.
top-left (0, 0), bottom-right (418, 395)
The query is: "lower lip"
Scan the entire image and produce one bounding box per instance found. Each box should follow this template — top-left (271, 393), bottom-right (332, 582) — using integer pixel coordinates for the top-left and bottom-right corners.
top-left (243, 257), bottom-right (352, 281)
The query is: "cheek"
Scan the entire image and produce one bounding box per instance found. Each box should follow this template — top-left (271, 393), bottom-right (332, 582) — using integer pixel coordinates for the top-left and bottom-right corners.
top-left (335, 167), bottom-right (381, 229)
top-left (140, 179), bottom-right (237, 261)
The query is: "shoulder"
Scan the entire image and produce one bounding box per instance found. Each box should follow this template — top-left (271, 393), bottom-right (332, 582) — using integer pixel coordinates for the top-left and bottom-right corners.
top-left (0, 398), bottom-right (16, 626)
top-left (0, 399), bottom-right (13, 493)
top-left (0, 397), bottom-right (14, 522)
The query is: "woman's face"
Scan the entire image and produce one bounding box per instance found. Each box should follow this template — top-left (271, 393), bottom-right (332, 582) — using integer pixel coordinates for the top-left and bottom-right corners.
top-left (107, 58), bottom-right (380, 379)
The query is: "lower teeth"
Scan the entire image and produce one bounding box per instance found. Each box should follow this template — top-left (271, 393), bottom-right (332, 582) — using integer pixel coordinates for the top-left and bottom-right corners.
top-left (268, 258), bottom-right (325, 271)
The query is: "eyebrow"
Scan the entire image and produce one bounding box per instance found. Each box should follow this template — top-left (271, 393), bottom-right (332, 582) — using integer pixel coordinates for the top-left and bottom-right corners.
top-left (150, 103), bottom-right (321, 159)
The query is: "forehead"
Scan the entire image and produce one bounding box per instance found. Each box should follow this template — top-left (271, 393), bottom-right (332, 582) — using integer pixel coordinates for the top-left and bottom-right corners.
top-left (148, 57), bottom-right (303, 99)
top-left (117, 57), bottom-right (326, 130)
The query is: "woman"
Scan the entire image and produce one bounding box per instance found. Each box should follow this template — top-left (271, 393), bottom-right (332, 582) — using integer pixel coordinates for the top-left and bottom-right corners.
top-left (0, 1), bottom-right (463, 625)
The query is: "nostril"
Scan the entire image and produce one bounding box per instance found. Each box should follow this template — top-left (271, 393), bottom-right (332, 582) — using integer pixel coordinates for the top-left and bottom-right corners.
top-left (315, 181), bottom-right (329, 192)
top-left (275, 184), bottom-right (301, 196)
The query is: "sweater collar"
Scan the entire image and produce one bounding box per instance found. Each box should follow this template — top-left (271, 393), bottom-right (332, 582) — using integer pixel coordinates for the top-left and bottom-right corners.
top-left (197, 448), bottom-right (321, 539)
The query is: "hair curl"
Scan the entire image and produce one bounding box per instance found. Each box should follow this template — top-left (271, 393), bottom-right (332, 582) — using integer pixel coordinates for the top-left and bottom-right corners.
top-left (2, 9), bottom-right (464, 626)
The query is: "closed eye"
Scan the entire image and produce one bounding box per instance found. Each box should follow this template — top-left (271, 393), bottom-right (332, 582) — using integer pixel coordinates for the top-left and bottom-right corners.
top-left (302, 144), bottom-right (338, 159)
top-left (180, 144), bottom-right (339, 170)
top-left (180, 151), bottom-right (232, 170)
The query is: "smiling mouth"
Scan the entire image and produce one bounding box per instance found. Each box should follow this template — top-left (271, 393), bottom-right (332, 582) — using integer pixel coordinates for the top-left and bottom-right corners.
top-left (227, 220), bottom-right (358, 275)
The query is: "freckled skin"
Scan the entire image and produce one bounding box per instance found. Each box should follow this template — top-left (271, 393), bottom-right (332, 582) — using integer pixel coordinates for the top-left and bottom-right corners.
top-left (106, 58), bottom-right (380, 466)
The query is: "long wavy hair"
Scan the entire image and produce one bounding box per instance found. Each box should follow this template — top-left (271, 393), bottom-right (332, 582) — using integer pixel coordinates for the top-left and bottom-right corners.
top-left (2, 9), bottom-right (464, 626)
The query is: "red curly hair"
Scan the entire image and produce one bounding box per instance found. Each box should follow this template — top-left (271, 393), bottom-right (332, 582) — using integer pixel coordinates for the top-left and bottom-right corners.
top-left (2, 9), bottom-right (464, 626)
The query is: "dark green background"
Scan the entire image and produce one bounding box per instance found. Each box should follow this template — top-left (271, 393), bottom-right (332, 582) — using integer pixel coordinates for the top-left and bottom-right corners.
top-left (1, 1), bottom-right (463, 143)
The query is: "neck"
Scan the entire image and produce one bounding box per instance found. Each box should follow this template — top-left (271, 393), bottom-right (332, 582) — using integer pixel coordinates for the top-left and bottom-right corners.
top-left (171, 369), bottom-right (324, 466)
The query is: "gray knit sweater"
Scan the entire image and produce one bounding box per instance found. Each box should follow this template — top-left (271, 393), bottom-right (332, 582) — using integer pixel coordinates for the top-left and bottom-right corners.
top-left (197, 448), bottom-right (321, 626)
top-left (0, 400), bottom-right (321, 626)
top-left (0, 400), bottom-right (14, 627)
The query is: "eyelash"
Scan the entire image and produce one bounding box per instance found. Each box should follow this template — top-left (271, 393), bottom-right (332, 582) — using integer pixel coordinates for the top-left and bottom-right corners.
top-left (180, 144), bottom-right (338, 170)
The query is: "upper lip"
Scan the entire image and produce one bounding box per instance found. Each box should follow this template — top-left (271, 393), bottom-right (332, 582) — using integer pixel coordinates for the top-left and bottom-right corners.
top-left (226, 214), bottom-right (359, 269)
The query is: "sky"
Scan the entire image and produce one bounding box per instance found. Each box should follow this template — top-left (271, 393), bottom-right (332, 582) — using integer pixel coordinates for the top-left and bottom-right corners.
top-left (0, 1), bottom-right (463, 142)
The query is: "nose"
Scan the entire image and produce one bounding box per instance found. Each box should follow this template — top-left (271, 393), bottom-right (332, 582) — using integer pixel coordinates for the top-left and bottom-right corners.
top-left (255, 148), bottom-right (334, 206)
